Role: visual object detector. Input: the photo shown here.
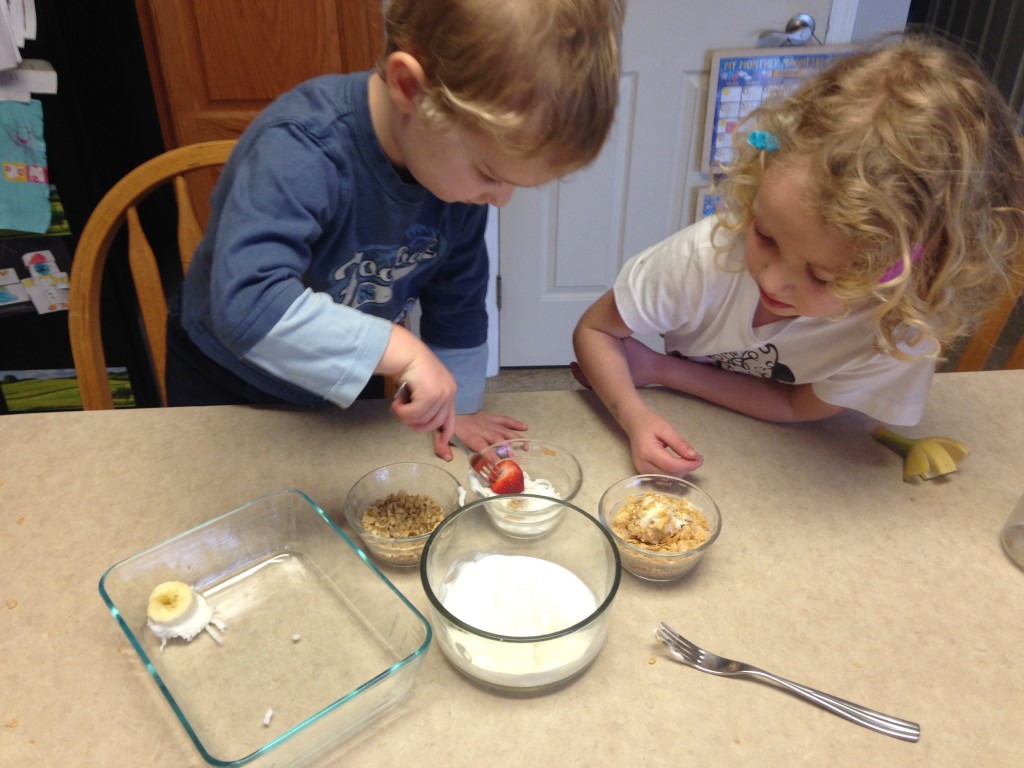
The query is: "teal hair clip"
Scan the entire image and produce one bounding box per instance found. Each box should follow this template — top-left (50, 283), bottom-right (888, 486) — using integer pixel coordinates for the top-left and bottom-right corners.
top-left (748, 130), bottom-right (779, 152)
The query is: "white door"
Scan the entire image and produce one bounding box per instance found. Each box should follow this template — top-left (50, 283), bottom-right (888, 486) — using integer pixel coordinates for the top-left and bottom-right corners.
top-left (497, 0), bottom-right (839, 366)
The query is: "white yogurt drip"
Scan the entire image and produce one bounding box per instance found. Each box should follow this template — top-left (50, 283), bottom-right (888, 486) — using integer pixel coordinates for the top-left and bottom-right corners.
top-left (147, 590), bottom-right (224, 651)
top-left (439, 554), bottom-right (597, 678)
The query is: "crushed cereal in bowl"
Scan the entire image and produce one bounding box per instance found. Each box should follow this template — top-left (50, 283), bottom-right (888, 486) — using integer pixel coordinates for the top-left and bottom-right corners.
top-left (610, 492), bottom-right (711, 552)
top-left (599, 475), bottom-right (721, 582)
top-left (344, 463), bottom-right (465, 567)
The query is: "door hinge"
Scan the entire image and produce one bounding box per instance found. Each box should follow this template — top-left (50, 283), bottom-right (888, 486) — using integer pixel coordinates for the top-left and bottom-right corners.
top-left (496, 274), bottom-right (502, 311)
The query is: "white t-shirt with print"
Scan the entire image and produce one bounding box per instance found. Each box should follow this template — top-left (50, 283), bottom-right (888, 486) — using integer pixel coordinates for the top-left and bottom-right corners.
top-left (613, 216), bottom-right (934, 426)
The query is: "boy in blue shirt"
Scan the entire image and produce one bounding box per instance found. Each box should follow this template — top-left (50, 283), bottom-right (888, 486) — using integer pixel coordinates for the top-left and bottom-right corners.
top-left (167, 0), bottom-right (624, 458)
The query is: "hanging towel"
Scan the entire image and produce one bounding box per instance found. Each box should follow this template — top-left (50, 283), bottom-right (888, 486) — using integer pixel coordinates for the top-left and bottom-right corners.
top-left (0, 99), bottom-right (50, 233)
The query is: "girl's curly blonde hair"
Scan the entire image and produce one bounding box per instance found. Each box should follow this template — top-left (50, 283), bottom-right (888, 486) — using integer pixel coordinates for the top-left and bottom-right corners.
top-left (717, 34), bottom-right (1024, 359)
top-left (380, 0), bottom-right (624, 175)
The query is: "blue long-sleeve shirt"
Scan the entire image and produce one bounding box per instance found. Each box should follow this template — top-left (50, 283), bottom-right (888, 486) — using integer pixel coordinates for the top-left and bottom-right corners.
top-left (178, 70), bottom-right (490, 411)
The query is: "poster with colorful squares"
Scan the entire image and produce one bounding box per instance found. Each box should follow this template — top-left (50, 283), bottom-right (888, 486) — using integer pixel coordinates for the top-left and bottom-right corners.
top-left (0, 236), bottom-right (72, 318)
top-left (20, 250), bottom-right (68, 313)
top-left (701, 45), bottom-right (853, 174)
top-left (696, 187), bottom-right (721, 220)
top-left (0, 266), bottom-right (29, 307)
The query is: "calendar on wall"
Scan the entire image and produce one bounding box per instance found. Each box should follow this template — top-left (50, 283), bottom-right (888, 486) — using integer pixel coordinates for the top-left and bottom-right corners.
top-left (701, 45), bottom-right (854, 174)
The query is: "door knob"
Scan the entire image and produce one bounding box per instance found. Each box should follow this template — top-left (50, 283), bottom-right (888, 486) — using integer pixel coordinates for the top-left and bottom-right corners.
top-left (758, 13), bottom-right (816, 47)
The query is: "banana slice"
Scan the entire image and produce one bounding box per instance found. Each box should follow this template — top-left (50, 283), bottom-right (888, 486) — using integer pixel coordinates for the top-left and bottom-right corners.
top-left (147, 580), bottom-right (193, 623)
top-left (146, 581), bottom-right (224, 650)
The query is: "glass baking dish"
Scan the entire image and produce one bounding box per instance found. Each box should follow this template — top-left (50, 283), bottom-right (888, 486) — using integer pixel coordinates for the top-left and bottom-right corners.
top-left (99, 489), bottom-right (431, 767)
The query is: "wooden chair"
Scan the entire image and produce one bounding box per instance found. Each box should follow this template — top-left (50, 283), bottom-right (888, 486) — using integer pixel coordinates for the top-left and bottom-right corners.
top-left (953, 277), bottom-right (1024, 371)
top-left (952, 137), bottom-right (1024, 372)
top-left (68, 140), bottom-right (236, 409)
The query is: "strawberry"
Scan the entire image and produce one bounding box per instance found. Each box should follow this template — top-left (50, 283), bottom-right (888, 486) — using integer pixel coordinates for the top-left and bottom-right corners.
top-left (489, 459), bottom-right (525, 494)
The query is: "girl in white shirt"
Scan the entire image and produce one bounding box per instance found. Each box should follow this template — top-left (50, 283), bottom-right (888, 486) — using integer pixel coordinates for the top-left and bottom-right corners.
top-left (572, 36), bottom-right (1024, 477)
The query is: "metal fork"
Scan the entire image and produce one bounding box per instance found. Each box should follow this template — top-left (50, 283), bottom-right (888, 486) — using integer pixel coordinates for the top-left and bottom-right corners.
top-left (449, 434), bottom-right (521, 489)
top-left (396, 380), bottom-right (512, 488)
top-left (449, 435), bottom-right (499, 482)
top-left (656, 623), bottom-right (920, 742)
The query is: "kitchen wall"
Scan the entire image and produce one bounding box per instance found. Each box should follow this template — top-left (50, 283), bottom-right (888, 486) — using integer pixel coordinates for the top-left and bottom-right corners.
top-left (852, 1), bottom-right (912, 40)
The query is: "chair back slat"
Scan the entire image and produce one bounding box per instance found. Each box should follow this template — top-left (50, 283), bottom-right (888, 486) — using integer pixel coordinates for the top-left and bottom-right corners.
top-left (174, 174), bottom-right (204, 274)
top-left (126, 206), bottom-right (170, 404)
top-left (954, 278), bottom-right (1023, 371)
top-left (1006, 335), bottom-right (1024, 369)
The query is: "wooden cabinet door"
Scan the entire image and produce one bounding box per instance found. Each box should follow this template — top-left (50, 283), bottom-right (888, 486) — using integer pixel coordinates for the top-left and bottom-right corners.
top-left (135, 0), bottom-right (384, 219)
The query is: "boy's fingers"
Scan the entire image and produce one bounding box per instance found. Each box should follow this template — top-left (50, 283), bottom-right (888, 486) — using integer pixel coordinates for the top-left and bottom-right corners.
top-left (433, 429), bottom-right (454, 461)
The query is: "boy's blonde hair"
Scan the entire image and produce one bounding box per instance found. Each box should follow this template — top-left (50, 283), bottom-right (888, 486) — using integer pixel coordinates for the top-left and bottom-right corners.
top-left (380, 0), bottom-right (624, 174)
top-left (718, 35), bottom-right (1024, 359)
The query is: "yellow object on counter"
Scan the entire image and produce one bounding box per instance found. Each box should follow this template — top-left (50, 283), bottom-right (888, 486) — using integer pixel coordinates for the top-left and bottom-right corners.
top-left (874, 425), bottom-right (970, 482)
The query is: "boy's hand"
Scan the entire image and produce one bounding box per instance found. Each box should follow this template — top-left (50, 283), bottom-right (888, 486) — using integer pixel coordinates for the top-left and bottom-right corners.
top-left (433, 411), bottom-right (528, 460)
top-left (625, 410), bottom-right (703, 477)
top-left (389, 375), bottom-right (457, 443)
top-left (387, 368), bottom-right (457, 445)
top-left (382, 324), bottom-right (457, 442)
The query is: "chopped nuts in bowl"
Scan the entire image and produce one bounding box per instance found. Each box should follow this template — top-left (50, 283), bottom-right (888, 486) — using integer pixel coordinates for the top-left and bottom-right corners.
top-left (361, 491), bottom-right (447, 539)
top-left (598, 475), bottom-right (721, 581)
top-left (344, 463), bottom-right (464, 567)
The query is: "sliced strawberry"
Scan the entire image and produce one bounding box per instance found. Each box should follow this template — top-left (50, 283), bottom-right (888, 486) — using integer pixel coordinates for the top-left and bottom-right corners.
top-left (489, 459), bottom-right (525, 494)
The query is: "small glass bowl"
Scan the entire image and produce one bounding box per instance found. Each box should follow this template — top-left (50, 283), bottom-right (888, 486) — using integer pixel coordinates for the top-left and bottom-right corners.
top-left (465, 439), bottom-right (582, 537)
top-left (598, 474), bottom-right (722, 582)
top-left (420, 496), bottom-right (620, 691)
top-left (344, 462), bottom-right (464, 567)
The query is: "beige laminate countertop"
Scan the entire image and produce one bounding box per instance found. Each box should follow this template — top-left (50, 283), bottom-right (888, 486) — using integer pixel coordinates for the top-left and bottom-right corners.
top-left (2, 371), bottom-right (1023, 767)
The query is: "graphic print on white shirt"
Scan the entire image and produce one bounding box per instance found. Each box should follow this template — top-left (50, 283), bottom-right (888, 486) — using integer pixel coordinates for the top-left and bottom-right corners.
top-left (692, 343), bottom-right (796, 383)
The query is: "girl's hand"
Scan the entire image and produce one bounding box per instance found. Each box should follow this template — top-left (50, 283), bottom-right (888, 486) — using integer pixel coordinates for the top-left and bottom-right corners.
top-left (433, 411), bottom-right (529, 460)
top-left (625, 411), bottom-right (703, 477)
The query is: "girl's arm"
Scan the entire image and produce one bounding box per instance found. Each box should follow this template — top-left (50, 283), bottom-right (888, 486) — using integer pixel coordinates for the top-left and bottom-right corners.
top-left (574, 290), bottom-right (846, 476)
top-left (573, 291), bottom-right (703, 476)
top-left (648, 355), bottom-right (846, 422)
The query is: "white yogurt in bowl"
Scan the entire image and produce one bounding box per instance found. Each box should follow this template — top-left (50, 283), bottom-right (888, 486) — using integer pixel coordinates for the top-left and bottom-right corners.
top-left (467, 472), bottom-right (566, 536)
top-left (420, 497), bottom-right (621, 691)
top-left (438, 553), bottom-right (600, 687)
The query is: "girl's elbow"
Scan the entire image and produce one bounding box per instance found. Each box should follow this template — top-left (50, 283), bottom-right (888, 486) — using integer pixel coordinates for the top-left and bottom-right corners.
top-left (786, 385), bottom-right (846, 422)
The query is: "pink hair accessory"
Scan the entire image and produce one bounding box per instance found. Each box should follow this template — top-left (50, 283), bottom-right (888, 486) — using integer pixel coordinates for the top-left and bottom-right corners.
top-left (879, 244), bottom-right (924, 283)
